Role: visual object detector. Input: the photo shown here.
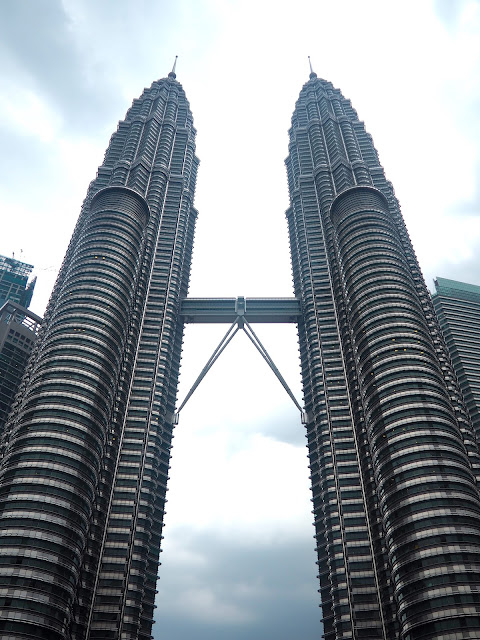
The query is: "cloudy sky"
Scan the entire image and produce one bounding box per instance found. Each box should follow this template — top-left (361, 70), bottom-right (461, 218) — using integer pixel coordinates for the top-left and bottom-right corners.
top-left (1, 1), bottom-right (480, 639)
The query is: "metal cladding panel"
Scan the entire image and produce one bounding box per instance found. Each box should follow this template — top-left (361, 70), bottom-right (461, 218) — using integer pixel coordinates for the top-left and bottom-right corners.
top-left (286, 73), bottom-right (480, 640)
top-left (0, 186), bottom-right (149, 639)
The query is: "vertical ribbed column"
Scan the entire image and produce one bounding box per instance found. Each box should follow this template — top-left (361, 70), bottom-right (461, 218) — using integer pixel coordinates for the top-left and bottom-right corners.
top-left (75, 74), bottom-right (200, 640)
top-left (287, 75), bottom-right (395, 640)
top-left (0, 187), bottom-right (149, 640)
top-left (330, 186), bottom-right (480, 640)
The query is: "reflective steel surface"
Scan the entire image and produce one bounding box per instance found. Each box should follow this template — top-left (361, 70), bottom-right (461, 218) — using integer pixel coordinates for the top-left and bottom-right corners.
top-left (286, 73), bottom-right (480, 640)
top-left (0, 73), bottom-right (198, 640)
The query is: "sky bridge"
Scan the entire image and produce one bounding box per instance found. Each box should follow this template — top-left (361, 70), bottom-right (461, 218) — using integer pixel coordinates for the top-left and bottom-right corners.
top-left (180, 296), bottom-right (301, 324)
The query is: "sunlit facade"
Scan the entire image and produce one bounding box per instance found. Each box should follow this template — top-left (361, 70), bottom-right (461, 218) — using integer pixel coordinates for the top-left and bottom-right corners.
top-left (286, 72), bottom-right (480, 639)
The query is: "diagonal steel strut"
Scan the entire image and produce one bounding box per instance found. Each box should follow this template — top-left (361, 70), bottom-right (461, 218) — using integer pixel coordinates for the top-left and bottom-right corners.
top-left (242, 318), bottom-right (303, 414)
top-left (174, 314), bottom-right (306, 424)
top-left (175, 319), bottom-right (240, 419)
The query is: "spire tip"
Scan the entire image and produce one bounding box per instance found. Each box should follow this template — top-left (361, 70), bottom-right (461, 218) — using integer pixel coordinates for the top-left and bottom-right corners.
top-left (168, 56), bottom-right (178, 79)
top-left (308, 56), bottom-right (317, 79)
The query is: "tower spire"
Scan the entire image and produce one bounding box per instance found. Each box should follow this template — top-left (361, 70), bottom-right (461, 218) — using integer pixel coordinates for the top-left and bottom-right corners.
top-left (168, 55), bottom-right (178, 79)
top-left (308, 56), bottom-right (317, 79)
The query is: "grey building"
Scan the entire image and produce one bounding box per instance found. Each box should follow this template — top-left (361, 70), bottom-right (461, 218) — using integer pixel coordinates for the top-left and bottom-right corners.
top-left (433, 277), bottom-right (480, 440)
top-left (0, 302), bottom-right (41, 435)
top-left (0, 70), bottom-right (198, 640)
top-left (0, 67), bottom-right (480, 640)
top-left (285, 72), bottom-right (480, 639)
top-left (0, 254), bottom-right (36, 308)
top-left (0, 255), bottom-right (40, 435)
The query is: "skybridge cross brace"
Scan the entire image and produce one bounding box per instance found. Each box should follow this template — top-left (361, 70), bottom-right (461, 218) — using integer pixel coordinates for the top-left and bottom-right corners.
top-left (175, 296), bottom-right (306, 423)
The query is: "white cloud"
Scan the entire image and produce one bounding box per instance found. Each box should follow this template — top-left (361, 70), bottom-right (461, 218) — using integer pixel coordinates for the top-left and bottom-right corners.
top-left (0, 84), bottom-right (62, 143)
top-left (167, 585), bottom-right (257, 625)
top-left (167, 427), bottom-right (311, 538)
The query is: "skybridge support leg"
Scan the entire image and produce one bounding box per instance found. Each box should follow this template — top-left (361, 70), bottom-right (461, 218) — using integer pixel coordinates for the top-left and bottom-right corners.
top-left (174, 319), bottom-right (240, 422)
top-left (174, 303), bottom-right (306, 424)
top-left (242, 318), bottom-right (304, 417)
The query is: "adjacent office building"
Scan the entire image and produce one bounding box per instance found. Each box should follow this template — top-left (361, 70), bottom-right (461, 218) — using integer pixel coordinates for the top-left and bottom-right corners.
top-left (0, 68), bottom-right (480, 640)
top-left (0, 301), bottom-right (41, 434)
top-left (433, 277), bottom-right (480, 440)
top-left (0, 254), bottom-right (36, 308)
top-left (0, 255), bottom-right (40, 435)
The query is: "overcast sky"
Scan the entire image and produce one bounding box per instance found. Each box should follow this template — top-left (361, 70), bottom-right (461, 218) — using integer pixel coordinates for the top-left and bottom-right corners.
top-left (1, 1), bottom-right (480, 639)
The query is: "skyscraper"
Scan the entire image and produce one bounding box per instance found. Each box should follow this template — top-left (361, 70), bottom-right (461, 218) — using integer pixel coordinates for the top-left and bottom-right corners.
top-left (433, 277), bottom-right (480, 440)
top-left (0, 254), bottom-right (40, 435)
top-left (0, 301), bottom-right (42, 435)
top-left (286, 71), bottom-right (480, 639)
top-left (0, 69), bottom-right (198, 640)
top-left (0, 254), bottom-right (36, 309)
top-left (1, 66), bottom-right (480, 640)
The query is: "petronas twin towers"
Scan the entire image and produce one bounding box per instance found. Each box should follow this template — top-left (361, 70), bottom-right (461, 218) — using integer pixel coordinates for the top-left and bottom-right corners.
top-left (0, 67), bottom-right (480, 640)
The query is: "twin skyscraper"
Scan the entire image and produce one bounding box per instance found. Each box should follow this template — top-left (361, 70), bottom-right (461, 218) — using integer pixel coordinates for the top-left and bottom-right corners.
top-left (0, 69), bottom-right (479, 640)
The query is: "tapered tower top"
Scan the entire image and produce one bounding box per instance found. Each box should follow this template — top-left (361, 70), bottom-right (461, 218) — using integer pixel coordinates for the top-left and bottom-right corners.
top-left (308, 56), bottom-right (317, 79)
